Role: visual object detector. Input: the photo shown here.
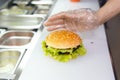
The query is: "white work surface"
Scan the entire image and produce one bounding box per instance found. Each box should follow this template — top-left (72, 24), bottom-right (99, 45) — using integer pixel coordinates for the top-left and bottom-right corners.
top-left (19, 0), bottom-right (115, 80)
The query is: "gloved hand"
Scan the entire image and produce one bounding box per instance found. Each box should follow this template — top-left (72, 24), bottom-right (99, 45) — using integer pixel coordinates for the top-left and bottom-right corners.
top-left (44, 8), bottom-right (99, 32)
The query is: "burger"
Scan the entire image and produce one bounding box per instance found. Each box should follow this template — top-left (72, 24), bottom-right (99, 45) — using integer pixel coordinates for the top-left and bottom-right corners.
top-left (42, 30), bottom-right (86, 62)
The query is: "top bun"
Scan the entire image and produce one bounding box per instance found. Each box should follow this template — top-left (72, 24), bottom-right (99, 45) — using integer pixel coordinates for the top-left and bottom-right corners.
top-left (46, 30), bottom-right (82, 49)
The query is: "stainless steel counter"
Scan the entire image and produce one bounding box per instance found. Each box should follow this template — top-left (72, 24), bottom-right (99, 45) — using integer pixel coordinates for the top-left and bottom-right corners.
top-left (0, 0), bottom-right (57, 80)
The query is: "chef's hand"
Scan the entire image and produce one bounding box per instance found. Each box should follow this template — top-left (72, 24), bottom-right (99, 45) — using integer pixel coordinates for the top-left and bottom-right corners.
top-left (44, 8), bottom-right (99, 32)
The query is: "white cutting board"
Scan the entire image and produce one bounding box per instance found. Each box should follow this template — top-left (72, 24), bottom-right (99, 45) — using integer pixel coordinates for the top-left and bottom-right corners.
top-left (19, 28), bottom-right (115, 80)
top-left (19, 0), bottom-right (115, 80)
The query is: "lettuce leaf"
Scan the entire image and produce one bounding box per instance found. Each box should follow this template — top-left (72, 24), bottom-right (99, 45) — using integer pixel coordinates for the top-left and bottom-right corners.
top-left (42, 41), bottom-right (87, 62)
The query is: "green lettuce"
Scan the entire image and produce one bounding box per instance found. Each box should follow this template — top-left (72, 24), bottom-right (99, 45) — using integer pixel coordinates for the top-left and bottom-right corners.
top-left (42, 41), bottom-right (87, 62)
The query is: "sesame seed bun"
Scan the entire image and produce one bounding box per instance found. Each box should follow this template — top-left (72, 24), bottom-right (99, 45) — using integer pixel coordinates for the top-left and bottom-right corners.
top-left (46, 30), bottom-right (82, 49)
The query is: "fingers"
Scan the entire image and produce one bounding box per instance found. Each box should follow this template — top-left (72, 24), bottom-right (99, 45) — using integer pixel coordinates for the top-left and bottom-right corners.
top-left (44, 19), bottom-right (64, 26)
top-left (44, 8), bottom-right (99, 32)
top-left (46, 25), bottom-right (65, 31)
top-left (44, 12), bottom-right (67, 28)
top-left (44, 12), bottom-right (68, 31)
top-left (44, 11), bottom-right (73, 26)
top-left (47, 12), bottom-right (66, 21)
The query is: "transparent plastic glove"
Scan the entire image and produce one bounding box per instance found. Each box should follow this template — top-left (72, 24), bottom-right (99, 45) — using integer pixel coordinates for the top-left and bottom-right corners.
top-left (44, 8), bottom-right (99, 32)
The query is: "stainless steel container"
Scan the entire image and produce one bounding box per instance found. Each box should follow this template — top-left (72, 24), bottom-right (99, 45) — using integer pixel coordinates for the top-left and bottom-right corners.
top-left (32, 1), bottom-right (53, 9)
top-left (32, 0), bottom-right (56, 17)
top-left (0, 0), bottom-right (57, 80)
top-left (0, 30), bottom-right (35, 48)
top-left (0, 49), bottom-right (25, 79)
top-left (0, 15), bottom-right (44, 29)
top-left (13, 0), bottom-right (31, 4)
top-left (0, 50), bottom-right (20, 73)
top-left (0, 4), bottom-right (37, 15)
top-left (0, 6), bottom-right (27, 15)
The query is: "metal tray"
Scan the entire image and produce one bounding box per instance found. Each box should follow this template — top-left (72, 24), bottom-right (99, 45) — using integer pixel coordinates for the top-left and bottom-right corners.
top-left (0, 6), bottom-right (27, 15)
top-left (32, 1), bottom-right (53, 9)
top-left (13, 0), bottom-right (31, 3)
top-left (0, 3), bottom-right (36, 15)
top-left (34, 9), bottom-right (49, 14)
top-left (33, 9), bottom-right (49, 17)
top-left (32, 0), bottom-right (56, 17)
top-left (32, 0), bottom-right (54, 5)
top-left (0, 49), bottom-right (25, 79)
top-left (12, 3), bottom-right (37, 14)
top-left (0, 15), bottom-right (44, 30)
top-left (0, 30), bottom-right (34, 48)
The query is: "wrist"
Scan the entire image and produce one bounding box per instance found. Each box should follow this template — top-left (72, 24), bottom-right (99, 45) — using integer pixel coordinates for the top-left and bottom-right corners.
top-left (96, 0), bottom-right (120, 25)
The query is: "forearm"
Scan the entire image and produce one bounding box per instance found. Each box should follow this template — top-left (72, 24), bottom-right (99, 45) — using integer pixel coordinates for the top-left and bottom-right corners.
top-left (97, 0), bottom-right (120, 25)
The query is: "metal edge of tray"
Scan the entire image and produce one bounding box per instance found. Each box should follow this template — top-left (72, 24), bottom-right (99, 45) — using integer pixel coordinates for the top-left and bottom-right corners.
top-left (32, 0), bottom-right (57, 34)
top-left (0, 2), bottom-right (36, 15)
top-left (13, 0), bottom-right (31, 4)
top-left (0, 48), bottom-right (25, 80)
top-left (13, 29), bottom-right (41, 80)
top-left (44, 0), bottom-right (57, 19)
top-left (32, 1), bottom-right (54, 5)
top-left (33, 0), bottom-right (57, 19)
top-left (0, 30), bottom-right (35, 49)
top-left (0, 14), bottom-right (45, 30)
top-left (0, 0), bottom-right (57, 79)
top-left (13, 1), bottom-right (58, 79)
top-left (34, 0), bottom-right (57, 31)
